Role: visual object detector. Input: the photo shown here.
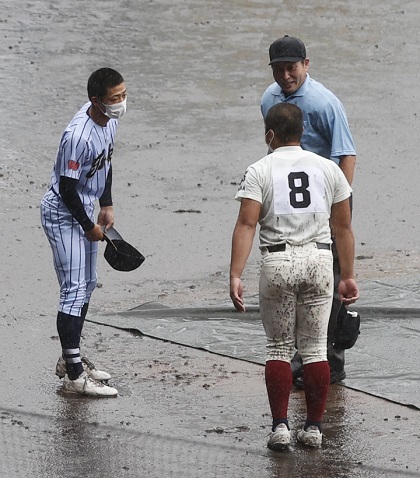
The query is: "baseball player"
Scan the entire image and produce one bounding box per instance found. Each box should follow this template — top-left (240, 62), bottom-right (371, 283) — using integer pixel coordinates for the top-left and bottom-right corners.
top-left (230, 103), bottom-right (358, 449)
top-left (40, 68), bottom-right (127, 397)
top-left (261, 35), bottom-right (358, 387)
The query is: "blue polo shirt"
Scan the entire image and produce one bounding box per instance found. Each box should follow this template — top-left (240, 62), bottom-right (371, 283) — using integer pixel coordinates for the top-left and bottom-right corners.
top-left (261, 74), bottom-right (356, 164)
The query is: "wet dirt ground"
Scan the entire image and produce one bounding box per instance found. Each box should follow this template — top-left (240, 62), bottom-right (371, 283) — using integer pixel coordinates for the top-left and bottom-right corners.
top-left (1, 0), bottom-right (420, 476)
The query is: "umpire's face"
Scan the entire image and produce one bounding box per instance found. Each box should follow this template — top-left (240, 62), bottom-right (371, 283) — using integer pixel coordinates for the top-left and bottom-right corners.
top-left (272, 59), bottom-right (309, 96)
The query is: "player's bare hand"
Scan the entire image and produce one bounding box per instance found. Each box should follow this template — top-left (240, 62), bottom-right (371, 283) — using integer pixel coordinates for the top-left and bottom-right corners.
top-left (338, 278), bottom-right (359, 304)
top-left (230, 277), bottom-right (246, 312)
top-left (97, 206), bottom-right (114, 232)
top-left (85, 224), bottom-right (104, 242)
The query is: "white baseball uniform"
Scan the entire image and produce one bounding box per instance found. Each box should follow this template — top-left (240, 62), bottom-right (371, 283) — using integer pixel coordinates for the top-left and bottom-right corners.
top-left (235, 145), bottom-right (352, 364)
top-left (41, 102), bottom-right (118, 316)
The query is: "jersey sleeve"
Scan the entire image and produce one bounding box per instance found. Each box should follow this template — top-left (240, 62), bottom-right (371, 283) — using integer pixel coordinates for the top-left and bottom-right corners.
top-left (57, 129), bottom-right (90, 180)
top-left (235, 165), bottom-right (263, 204)
top-left (327, 99), bottom-right (357, 161)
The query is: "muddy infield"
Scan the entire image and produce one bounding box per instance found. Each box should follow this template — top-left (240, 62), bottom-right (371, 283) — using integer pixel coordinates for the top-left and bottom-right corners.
top-left (1, 0), bottom-right (420, 476)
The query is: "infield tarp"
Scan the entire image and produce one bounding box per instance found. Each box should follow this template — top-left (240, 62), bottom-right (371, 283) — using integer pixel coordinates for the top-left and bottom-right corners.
top-left (89, 277), bottom-right (420, 410)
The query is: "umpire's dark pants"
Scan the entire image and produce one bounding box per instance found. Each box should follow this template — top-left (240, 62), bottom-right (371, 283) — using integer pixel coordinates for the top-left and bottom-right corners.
top-left (327, 192), bottom-right (354, 373)
top-left (326, 240), bottom-right (346, 373)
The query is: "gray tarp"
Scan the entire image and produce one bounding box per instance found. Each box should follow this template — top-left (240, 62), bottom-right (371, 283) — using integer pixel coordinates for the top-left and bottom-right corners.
top-left (89, 278), bottom-right (420, 410)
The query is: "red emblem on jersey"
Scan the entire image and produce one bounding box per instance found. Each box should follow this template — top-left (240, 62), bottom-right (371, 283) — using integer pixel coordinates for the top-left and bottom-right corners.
top-left (68, 160), bottom-right (79, 171)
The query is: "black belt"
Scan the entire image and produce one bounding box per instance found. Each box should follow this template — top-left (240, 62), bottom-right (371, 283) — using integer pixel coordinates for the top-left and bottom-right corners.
top-left (266, 243), bottom-right (331, 253)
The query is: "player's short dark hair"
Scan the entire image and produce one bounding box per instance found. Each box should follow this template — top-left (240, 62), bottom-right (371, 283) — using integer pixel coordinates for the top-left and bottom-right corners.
top-left (87, 68), bottom-right (124, 100)
top-left (265, 103), bottom-right (303, 144)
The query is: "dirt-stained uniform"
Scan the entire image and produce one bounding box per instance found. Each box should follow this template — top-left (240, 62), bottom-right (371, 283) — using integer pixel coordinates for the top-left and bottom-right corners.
top-left (235, 145), bottom-right (352, 365)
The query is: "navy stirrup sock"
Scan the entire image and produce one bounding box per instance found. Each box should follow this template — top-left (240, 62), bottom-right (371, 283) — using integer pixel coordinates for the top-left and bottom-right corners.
top-left (272, 418), bottom-right (290, 432)
top-left (57, 311), bottom-right (84, 380)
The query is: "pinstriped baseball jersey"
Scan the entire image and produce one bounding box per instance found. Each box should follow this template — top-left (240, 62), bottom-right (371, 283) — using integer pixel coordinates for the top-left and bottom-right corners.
top-left (47, 102), bottom-right (117, 207)
top-left (41, 101), bottom-right (119, 316)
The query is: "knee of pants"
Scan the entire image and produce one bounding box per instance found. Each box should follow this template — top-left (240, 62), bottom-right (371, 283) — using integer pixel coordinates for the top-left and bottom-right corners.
top-left (59, 282), bottom-right (87, 317)
top-left (299, 343), bottom-right (328, 365)
top-left (265, 339), bottom-right (295, 362)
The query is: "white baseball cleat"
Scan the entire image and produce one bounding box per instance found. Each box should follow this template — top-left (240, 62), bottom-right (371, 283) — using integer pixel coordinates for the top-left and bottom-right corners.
top-left (55, 356), bottom-right (112, 382)
top-left (63, 372), bottom-right (118, 397)
top-left (267, 423), bottom-right (291, 450)
top-left (297, 426), bottom-right (323, 447)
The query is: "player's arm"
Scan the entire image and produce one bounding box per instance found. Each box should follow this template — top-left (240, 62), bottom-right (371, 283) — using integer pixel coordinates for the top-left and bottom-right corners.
top-left (330, 198), bottom-right (359, 304)
top-left (338, 155), bottom-right (356, 186)
top-left (230, 198), bottom-right (261, 312)
top-left (98, 166), bottom-right (114, 231)
top-left (59, 176), bottom-right (103, 241)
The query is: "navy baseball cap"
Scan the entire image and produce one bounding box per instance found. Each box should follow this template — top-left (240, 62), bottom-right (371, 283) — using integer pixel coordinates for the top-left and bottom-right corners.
top-left (269, 35), bottom-right (306, 65)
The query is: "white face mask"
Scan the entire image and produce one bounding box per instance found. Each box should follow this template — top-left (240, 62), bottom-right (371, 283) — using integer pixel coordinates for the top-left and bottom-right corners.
top-left (101, 98), bottom-right (127, 119)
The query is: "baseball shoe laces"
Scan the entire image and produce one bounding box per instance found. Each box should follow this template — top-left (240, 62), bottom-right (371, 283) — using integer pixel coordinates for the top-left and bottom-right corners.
top-left (297, 425), bottom-right (323, 447)
top-left (55, 356), bottom-right (112, 382)
top-left (62, 371), bottom-right (118, 397)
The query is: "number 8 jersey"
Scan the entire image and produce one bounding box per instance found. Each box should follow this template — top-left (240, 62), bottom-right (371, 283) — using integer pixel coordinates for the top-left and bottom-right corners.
top-left (235, 145), bottom-right (352, 248)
